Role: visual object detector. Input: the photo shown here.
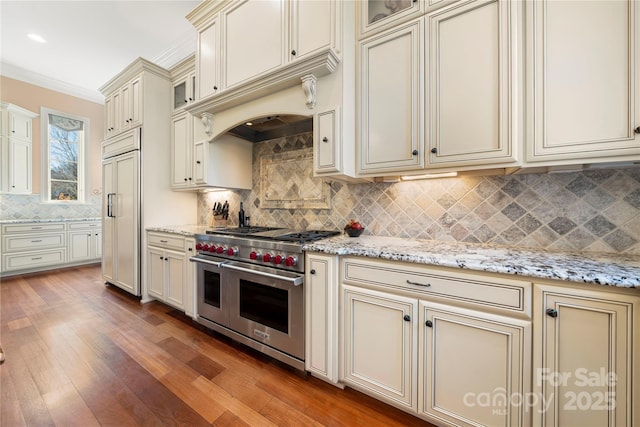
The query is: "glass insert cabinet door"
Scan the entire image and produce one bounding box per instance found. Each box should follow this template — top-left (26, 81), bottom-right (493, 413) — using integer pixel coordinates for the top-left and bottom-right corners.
top-left (368, 0), bottom-right (414, 24)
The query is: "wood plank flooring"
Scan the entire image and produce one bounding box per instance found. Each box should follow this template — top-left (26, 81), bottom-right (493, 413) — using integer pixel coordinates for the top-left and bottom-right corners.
top-left (1, 265), bottom-right (434, 426)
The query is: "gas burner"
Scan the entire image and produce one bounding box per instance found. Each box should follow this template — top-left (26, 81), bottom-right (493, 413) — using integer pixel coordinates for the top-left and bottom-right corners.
top-left (276, 230), bottom-right (341, 243)
top-left (206, 226), bottom-right (283, 235)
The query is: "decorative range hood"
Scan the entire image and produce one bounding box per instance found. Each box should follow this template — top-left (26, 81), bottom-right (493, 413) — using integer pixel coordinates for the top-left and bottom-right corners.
top-left (186, 47), bottom-right (340, 141)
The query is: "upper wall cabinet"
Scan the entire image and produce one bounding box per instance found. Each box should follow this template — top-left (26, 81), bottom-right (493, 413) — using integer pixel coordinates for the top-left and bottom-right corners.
top-left (525, 0), bottom-right (640, 166)
top-left (425, 0), bottom-right (520, 169)
top-left (0, 103), bottom-right (38, 194)
top-left (186, 0), bottom-right (340, 117)
top-left (358, 0), bottom-right (521, 177)
top-left (103, 74), bottom-right (143, 139)
top-left (171, 56), bottom-right (197, 113)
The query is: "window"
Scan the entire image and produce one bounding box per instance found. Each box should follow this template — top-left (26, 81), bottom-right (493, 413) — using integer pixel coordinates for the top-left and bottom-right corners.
top-left (41, 108), bottom-right (89, 202)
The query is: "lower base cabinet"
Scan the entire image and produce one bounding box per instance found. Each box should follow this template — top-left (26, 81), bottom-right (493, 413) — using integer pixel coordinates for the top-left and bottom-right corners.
top-left (146, 231), bottom-right (195, 314)
top-left (420, 302), bottom-right (531, 427)
top-left (534, 284), bottom-right (639, 427)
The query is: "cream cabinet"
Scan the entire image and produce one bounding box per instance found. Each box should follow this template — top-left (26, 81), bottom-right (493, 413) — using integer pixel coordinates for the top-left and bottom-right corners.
top-left (171, 57), bottom-right (197, 113)
top-left (305, 252), bottom-right (340, 384)
top-left (342, 284), bottom-right (418, 410)
top-left (104, 74), bottom-right (142, 138)
top-left (0, 103), bottom-right (38, 194)
top-left (314, 108), bottom-right (340, 175)
top-left (1, 220), bottom-right (101, 276)
top-left (533, 284), bottom-right (639, 427)
top-left (196, 15), bottom-right (220, 99)
top-left (221, 0), bottom-right (286, 89)
top-left (68, 221), bottom-right (102, 263)
top-left (425, 0), bottom-right (520, 169)
top-left (146, 232), bottom-right (189, 311)
top-left (525, 0), bottom-right (640, 166)
top-left (420, 302), bottom-right (531, 427)
top-left (289, 0), bottom-right (337, 62)
top-left (357, 18), bottom-right (425, 175)
top-left (171, 112), bottom-right (194, 188)
top-left (357, 0), bottom-right (424, 40)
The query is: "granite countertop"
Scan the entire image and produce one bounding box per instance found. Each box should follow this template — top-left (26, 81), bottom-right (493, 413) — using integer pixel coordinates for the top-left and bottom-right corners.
top-left (304, 235), bottom-right (640, 289)
top-left (0, 217), bottom-right (101, 224)
top-left (144, 225), bottom-right (640, 289)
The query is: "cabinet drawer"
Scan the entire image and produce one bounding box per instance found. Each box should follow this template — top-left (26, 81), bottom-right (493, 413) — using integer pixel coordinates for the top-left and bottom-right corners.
top-left (3, 232), bottom-right (66, 253)
top-left (2, 223), bottom-right (65, 234)
top-left (147, 232), bottom-right (185, 252)
top-left (68, 222), bottom-right (100, 230)
top-left (102, 128), bottom-right (140, 158)
top-left (342, 257), bottom-right (531, 317)
top-left (3, 249), bottom-right (67, 271)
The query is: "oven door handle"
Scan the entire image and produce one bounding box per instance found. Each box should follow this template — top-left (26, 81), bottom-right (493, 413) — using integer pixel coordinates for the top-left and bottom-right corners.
top-left (222, 263), bottom-right (303, 286)
top-left (189, 256), bottom-right (227, 268)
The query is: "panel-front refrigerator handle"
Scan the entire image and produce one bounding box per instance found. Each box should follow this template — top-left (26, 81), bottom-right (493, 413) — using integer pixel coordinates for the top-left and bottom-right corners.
top-left (107, 193), bottom-right (116, 218)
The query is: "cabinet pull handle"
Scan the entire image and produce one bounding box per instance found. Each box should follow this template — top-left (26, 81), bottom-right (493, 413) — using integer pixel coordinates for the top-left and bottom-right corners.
top-left (430, 147), bottom-right (437, 154)
top-left (634, 126), bottom-right (640, 134)
top-left (406, 279), bottom-right (431, 287)
top-left (31, 239), bottom-right (43, 243)
top-left (425, 320), bottom-right (433, 327)
top-left (31, 226), bottom-right (43, 229)
top-left (160, 240), bottom-right (168, 243)
top-left (403, 314), bottom-right (411, 322)
top-left (310, 269), bottom-right (316, 274)
top-left (32, 257), bottom-right (43, 260)
top-left (322, 137), bottom-right (328, 143)
top-left (546, 308), bottom-right (558, 318)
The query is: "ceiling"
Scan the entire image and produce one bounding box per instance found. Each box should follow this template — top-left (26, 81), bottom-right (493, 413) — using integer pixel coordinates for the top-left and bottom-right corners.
top-left (0, 0), bottom-right (201, 104)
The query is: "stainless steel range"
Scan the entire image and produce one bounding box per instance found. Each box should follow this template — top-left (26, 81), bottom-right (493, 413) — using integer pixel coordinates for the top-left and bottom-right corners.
top-left (189, 226), bottom-right (339, 370)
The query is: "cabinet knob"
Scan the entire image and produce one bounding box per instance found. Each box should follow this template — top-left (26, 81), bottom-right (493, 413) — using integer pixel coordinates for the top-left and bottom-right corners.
top-left (184, 178), bottom-right (188, 181)
top-left (546, 308), bottom-right (558, 318)
top-left (188, 177), bottom-right (192, 181)
top-left (213, 86), bottom-right (218, 90)
top-left (403, 314), bottom-right (411, 322)
top-left (322, 137), bottom-right (328, 143)
top-left (184, 100), bottom-right (188, 103)
top-left (196, 160), bottom-right (201, 164)
top-left (425, 320), bottom-right (433, 327)
top-left (291, 50), bottom-right (297, 56)
top-left (412, 149), bottom-right (419, 156)
top-left (310, 269), bottom-right (316, 274)
top-left (160, 256), bottom-right (164, 260)
top-left (189, 97), bottom-right (193, 101)
top-left (430, 147), bottom-right (437, 154)
top-left (634, 126), bottom-right (640, 134)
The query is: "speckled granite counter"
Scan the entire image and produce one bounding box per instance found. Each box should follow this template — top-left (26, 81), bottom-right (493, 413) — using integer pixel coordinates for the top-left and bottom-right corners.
top-left (304, 235), bottom-right (640, 289)
top-left (0, 217), bottom-right (101, 224)
top-left (146, 224), bottom-right (210, 237)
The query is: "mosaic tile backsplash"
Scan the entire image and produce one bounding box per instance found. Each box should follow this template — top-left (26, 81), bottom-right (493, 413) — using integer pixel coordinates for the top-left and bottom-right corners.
top-left (199, 133), bottom-right (640, 255)
top-left (0, 194), bottom-right (101, 221)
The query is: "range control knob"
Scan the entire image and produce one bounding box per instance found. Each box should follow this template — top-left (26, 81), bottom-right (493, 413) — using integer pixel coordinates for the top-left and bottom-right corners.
top-left (201, 243), bottom-right (210, 252)
top-left (216, 246), bottom-right (225, 254)
top-left (273, 255), bottom-right (284, 265)
top-left (226, 247), bottom-right (238, 256)
top-left (285, 256), bottom-right (297, 267)
top-left (208, 245), bottom-right (217, 253)
top-left (262, 253), bottom-right (273, 263)
top-left (249, 251), bottom-right (261, 260)
top-left (196, 242), bottom-right (203, 251)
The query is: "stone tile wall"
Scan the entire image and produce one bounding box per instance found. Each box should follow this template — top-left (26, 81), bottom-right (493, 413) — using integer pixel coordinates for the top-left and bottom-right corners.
top-left (197, 133), bottom-right (638, 255)
top-left (0, 194), bottom-right (101, 221)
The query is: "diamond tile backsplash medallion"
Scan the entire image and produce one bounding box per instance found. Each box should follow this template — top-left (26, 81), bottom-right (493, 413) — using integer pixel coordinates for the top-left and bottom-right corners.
top-left (0, 194), bottom-right (102, 221)
top-left (200, 132), bottom-right (640, 254)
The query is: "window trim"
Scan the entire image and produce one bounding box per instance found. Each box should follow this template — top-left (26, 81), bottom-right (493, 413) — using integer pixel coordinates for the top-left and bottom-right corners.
top-left (40, 107), bottom-right (90, 203)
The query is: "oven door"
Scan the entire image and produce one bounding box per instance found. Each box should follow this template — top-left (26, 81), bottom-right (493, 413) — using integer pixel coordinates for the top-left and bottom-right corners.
top-left (190, 255), bottom-right (229, 326)
top-left (224, 263), bottom-right (304, 360)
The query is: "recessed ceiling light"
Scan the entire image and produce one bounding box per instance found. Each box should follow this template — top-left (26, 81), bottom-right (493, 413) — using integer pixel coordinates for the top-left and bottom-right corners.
top-left (245, 122), bottom-right (253, 126)
top-left (27, 33), bottom-right (47, 43)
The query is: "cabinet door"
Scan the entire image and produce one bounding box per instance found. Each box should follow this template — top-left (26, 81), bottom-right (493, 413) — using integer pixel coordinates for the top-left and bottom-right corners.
top-left (9, 111), bottom-right (32, 141)
top-left (129, 76), bottom-right (142, 128)
top-left (358, 0), bottom-right (423, 39)
top-left (172, 73), bottom-right (196, 111)
top-left (358, 19), bottom-right (424, 174)
top-left (222, 0), bottom-right (285, 88)
top-left (8, 138), bottom-right (31, 194)
top-left (343, 285), bottom-right (417, 410)
top-left (171, 113), bottom-right (192, 188)
top-left (426, 0), bottom-right (519, 168)
top-left (290, 0), bottom-right (334, 61)
top-left (165, 249), bottom-right (185, 309)
top-left (121, 84), bottom-right (131, 131)
top-left (147, 247), bottom-right (165, 299)
top-left (305, 253), bottom-right (338, 383)
top-left (94, 231), bottom-right (102, 259)
top-left (198, 17), bottom-right (220, 99)
top-left (526, 0), bottom-right (640, 163)
top-left (102, 159), bottom-right (115, 283)
top-left (534, 285), bottom-right (638, 427)
top-left (193, 141), bottom-right (206, 185)
top-left (420, 302), bottom-right (531, 427)
top-left (104, 94), bottom-right (115, 138)
top-left (314, 108), bottom-right (339, 174)
top-left (69, 231), bottom-right (92, 262)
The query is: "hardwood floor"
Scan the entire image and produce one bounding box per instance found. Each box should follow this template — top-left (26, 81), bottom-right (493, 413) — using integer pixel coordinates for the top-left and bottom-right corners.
top-left (1, 265), bottom-right (434, 426)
